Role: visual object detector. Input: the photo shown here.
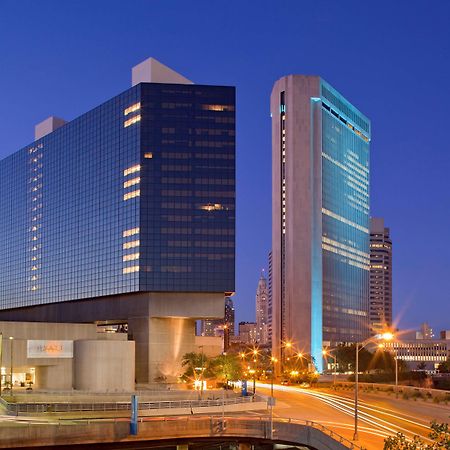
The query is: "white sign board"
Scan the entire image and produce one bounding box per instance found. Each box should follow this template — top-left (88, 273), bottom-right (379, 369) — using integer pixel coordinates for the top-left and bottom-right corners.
top-left (27, 340), bottom-right (73, 358)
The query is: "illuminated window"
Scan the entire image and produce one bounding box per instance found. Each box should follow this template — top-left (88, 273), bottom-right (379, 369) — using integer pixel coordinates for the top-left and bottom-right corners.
top-left (200, 203), bottom-right (223, 211)
top-left (144, 152), bottom-right (153, 159)
top-left (123, 177), bottom-right (140, 188)
top-left (201, 104), bottom-right (235, 112)
top-left (124, 102), bottom-right (141, 116)
top-left (124, 115), bottom-right (141, 128)
top-left (123, 189), bottom-right (140, 201)
top-left (123, 253), bottom-right (139, 262)
top-left (124, 165), bottom-right (141, 176)
top-left (123, 227), bottom-right (140, 237)
top-left (123, 265), bottom-right (139, 274)
top-left (123, 240), bottom-right (139, 249)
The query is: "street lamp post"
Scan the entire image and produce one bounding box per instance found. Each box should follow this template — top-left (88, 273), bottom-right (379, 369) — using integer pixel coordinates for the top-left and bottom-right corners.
top-left (353, 332), bottom-right (394, 441)
top-left (9, 337), bottom-right (13, 394)
top-left (322, 349), bottom-right (337, 388)
top-left (252, 348), bottom-right (258, 394)
top-left (269, 356), bottom-right (277, 440)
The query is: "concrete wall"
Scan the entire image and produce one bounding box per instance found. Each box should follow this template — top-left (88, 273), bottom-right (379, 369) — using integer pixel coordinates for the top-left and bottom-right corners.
top-left (74, 340), bottom-right (135, 392)
top-left (0, 292), bottom-right (225, 385)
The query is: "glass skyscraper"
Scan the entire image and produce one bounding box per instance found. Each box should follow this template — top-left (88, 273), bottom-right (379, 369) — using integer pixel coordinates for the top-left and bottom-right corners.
top-left (0, 75), bottom-right (235, 310)
top-left (271, 76), bottom-right (370, 372)
top-left (0, 58), bottom-right (235, 383)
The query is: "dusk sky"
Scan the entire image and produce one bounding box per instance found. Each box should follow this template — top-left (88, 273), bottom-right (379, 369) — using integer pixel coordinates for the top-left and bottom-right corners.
top-left (0, 1), bottom-right (449, 332)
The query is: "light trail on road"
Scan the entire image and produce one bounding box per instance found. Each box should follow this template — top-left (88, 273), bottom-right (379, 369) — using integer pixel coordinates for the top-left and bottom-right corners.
top-left (256, 382), bottom-right (434, 445)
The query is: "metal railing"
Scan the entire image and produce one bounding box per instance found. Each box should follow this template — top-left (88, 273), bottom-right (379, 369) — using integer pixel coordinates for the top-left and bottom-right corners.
top-left (2, 394), bottom-right (261, 415)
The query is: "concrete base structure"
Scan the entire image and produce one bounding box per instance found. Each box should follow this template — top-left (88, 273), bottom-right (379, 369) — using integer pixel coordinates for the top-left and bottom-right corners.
top-left (0, 292), bottom-right (224, 385)
top-left (0, 321), bottom-right (132, 392)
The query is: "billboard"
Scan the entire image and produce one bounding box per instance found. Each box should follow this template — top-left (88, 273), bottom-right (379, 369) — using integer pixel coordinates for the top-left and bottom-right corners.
top-left (27, 340), bottom-right (73, 358)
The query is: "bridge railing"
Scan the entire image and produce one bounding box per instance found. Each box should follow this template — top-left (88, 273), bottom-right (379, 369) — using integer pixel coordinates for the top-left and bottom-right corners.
top-left (2, 394), bottom-right (261, 415)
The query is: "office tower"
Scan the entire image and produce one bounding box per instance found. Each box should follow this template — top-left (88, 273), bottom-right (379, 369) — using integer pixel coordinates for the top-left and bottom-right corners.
top-left (238, 322), bottom-right (257, 345)
top-left (255, 271), bottom-right (270, 345)
top-left (0, 57), bottom-right (235, 383)
top-left (271, 76), bottom-right (370, 371)
top-left (369, 217), bottom-right (392, 334)
top-left (268, 251), bottom-right (273, 345)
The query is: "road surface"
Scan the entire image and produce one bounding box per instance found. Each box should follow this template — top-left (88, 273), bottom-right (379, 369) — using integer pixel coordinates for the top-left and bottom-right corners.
top-left (255, 383), bottom-right (450, 450)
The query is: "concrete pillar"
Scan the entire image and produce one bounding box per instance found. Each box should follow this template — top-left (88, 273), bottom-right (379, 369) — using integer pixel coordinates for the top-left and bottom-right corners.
top-left (128, 316), bottom-right (150, 383)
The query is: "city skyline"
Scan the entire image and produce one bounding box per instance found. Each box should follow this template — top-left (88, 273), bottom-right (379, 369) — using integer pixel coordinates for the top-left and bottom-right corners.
top-left (0, 1), bottom-right (449, 332)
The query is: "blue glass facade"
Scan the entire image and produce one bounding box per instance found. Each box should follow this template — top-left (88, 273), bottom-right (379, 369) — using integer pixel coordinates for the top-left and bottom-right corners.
top-left (0, 83), bottom-right (235, 310)
top-left (320, 80), bottom-right (370, 343)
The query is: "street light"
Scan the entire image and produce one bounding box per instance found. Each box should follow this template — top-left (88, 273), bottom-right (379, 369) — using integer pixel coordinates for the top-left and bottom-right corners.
top-left (9, 337), bottom-right (13, 394)
top-left (269, 356), bottom-right (277, 440)
top-left (353, 332), bottom-right (394, 441)
top-left (322, 349), bottom-right (337, 388)
top-left (251, 348), bottom-right (258, 394)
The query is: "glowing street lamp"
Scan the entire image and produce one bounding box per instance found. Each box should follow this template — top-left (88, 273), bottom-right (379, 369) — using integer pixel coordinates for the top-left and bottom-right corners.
top-left (353, 332), bottom-right (395, 441)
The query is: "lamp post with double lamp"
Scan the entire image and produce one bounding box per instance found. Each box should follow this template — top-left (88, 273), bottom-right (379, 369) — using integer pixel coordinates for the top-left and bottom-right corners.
top-left (322, 349), bottom-right (337, 388)
top-left (353, 332), bottom-right (394, 441)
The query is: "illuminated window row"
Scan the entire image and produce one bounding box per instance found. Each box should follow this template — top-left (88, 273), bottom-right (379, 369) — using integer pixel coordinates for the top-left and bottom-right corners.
top-left (322, 208), bottom-right (369, 233)
top-left (123, 177), bottom-right (140, 188)
top-left (201, 104), bottom-right (235, 112)
top-left (322, 152), bottom-right (368, 181)
top-left (123, 240), bottom-right (139, 250)
top-left (124, 102), bottom-right (140, 116)
top-left (144, 152), bottom-right (153, 159)
top-left (123, 253), bottom-right (139, 262)
top-left (200, 203), bottom-right (223, 211)
top-left (322, 236), bottom-right (369, 259)
top-left (123, 227), bottom-right (140, 237)
top-left (123, 265), bottom-right (139, 274)
top-left (322, 242), bottom-right (369, 266)
top-left (124, 115), bottom-right (141, 128)
top-left (322, 101), bottom-right (370, 142)
top-left (124, 164), bottom-right (140, 176)
top-left (123, 189), bottom-right (140, 201)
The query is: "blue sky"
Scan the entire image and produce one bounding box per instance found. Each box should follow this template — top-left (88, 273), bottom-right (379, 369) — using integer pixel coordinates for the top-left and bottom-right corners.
top-left (0, 1), bottom-right (449, 332)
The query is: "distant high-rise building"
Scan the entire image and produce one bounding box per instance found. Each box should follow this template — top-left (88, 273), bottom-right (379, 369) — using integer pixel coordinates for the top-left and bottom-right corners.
top-left (369, 218), bottom-right (392, 334)
top-left (224, 296), bottom-right (235, 336)
top-left (268, 251), bottom-right (273, 345)
top-left (417, 322), bottom-right (434, 340)
top-left (255, 271), bottom-right (269, 345)
top-left (238, 322), bottom-right (257, 345)
top-left (271, 76), bottom-right (371, 371)
top-left (200, 296), bottom-right (235, 343)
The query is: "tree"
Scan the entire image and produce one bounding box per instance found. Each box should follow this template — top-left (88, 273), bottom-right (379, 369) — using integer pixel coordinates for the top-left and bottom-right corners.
top-left (383, 421), bottom-right (450, 449)
top-left (437, 357), bottom-right (450, 373)
top-left (213, 353), bottom-right (243, 382)
top-left (180, 352), bottom-right (216, 383)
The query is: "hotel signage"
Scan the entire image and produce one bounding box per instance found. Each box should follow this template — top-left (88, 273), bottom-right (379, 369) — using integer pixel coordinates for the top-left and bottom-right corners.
top-left (27, 340), bottom-right (73, 358)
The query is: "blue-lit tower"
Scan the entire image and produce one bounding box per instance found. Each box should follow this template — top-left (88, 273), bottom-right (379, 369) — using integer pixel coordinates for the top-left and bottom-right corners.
top-left (271, 76), bottom-right (370, 372)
